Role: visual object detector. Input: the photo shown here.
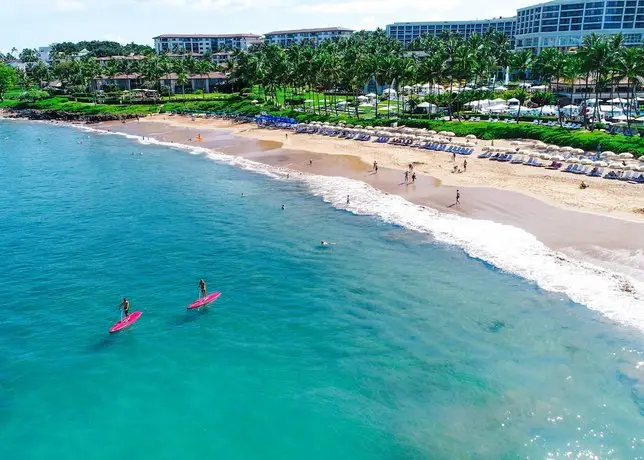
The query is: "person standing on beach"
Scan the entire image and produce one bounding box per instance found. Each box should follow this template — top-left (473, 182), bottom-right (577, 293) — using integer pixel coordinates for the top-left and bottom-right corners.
top-left (346, 195), bottom-right (350, 205)
top-left (404, 171), bottom-right (409, 183)
top-left (309, 159), bottom-right (313, 166)
top-left (463, 159), bottom-right (467, 172)
top-left (373, 160), bottom-right (378, 173)
top-left (452, 152), bottom-right (456, 162)
top-left (285, 133), bottom-right (288, 140)
top-left (456, 189), bottom-right (460, 205)
top-left (412, 172), bottom-right (416, 183)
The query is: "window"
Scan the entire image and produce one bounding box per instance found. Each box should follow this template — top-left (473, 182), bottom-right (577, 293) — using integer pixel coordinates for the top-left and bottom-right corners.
top-left (584, 22), bottom-right (602, 29)
top-left (542, 26), bottom-right (558, 32)
top-left (605, 22), bottom-right (623, 27)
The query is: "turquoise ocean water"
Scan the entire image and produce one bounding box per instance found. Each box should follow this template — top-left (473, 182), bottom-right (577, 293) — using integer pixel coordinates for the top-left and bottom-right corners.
top-left (1, 120), bottom-right (643, 459)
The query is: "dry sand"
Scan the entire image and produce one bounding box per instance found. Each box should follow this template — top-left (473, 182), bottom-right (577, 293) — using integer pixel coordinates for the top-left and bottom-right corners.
top-left (136, 114), bottom-right (644, 222)
top-left (98, 115), bottom-right (644, 261)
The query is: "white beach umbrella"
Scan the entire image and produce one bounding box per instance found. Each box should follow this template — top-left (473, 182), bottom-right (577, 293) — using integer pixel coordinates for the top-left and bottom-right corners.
top-left (541, 153), bottom-right (552, 160)
top-left (568, 157), bottom-right (580, 164)
top-left (357, 95), bottom-right (368, 101)
top-left (609, 162), bottom-right (625, 169)
top-left (580, 158), bottom-right (593, 165)
top-left (572, 148), bottom-right (585, 155)
top-left (546, 145), bottom-right (561, 151)
top-left (427, 130), bottom-right (437, 135)
top-left (560, 146), bottom-right (574, 152)
top-left (619, 152), bottom-right (634, 159)
top-left (366, 93), bottom-right (376, 98)
top-left (592, 160), bottom-right (608, 167)
top-left (639, 156), bottom-right (644, 162)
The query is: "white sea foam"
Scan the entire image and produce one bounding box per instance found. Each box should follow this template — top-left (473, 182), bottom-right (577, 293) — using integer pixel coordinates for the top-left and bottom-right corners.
top-left (75, 124), bottom-right (644, 331)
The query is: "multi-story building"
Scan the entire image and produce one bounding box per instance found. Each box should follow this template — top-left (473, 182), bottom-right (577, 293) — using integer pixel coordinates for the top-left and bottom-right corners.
top-left (514, 0), bottom-right (644, 52)
top-left (264, 27), bottom-right (353, 47)
top-left (386, 18), bottom-right (517, 46)
top-left (153, 34), bottom-right (262, 53)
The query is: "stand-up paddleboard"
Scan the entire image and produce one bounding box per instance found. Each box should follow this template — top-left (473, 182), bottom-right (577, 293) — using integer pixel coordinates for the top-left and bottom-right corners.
top-left (109, 311), bottom-right (142, 333)
top-left (188, 292), bottom-right (221, 310)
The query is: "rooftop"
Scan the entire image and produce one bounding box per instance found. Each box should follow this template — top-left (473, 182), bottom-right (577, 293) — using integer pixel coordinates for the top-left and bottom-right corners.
top-left (153, 33), bottom-right (261, 39)
top-left (264, 27), bottom-right (353, 35)
top-left (389, 17), bottom-right (517, 25)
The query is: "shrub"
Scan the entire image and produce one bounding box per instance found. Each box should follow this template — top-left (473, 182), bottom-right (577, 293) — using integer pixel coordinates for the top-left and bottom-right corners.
top-left (18, 89), bottom-right (50, 102)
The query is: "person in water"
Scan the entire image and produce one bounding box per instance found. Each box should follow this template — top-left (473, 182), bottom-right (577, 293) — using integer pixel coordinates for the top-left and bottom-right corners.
top-left (119, 297), bottom-right (130, 318)
top-left (199, 279), bottom-right (207, 298)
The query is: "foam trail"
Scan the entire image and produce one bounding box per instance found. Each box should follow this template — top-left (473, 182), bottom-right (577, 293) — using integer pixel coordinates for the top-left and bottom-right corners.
top-left (73, 124), bottom-right (644, 331)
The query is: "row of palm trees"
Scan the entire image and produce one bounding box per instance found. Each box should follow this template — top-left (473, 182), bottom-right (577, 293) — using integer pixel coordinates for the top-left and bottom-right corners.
top-left (16, 51), bottom-right (230, 98)
top-left (13, 29), bottom-right (644, 123)
top-left (229, 30), bottom-right (644, 123)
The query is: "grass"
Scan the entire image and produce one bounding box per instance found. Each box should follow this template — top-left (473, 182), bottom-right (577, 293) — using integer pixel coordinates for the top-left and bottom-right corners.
top-left (3, 87), bottom-right (642, 155)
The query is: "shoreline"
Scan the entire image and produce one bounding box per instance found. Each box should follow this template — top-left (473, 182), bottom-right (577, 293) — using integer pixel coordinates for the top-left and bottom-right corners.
top-left (95, 116), bottom-right (644, 261)
top-left (5, 114), bottom-right (643, 318)
top-left (139, 115), bottom-right (644, 222)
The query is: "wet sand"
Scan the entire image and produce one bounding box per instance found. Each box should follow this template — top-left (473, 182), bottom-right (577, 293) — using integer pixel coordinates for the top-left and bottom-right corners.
top-left (98, 118), bottom-right (644, 284)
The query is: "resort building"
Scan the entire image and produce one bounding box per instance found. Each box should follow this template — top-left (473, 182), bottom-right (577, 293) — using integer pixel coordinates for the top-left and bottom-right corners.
top-left (93, 72), bottom-right (228, 93)
top-left (386, 18), bottom-right (517, 45)
top-left (388, 0), bottom-right (644, 50)
top-left (263, 27), bottom-right (353, 47)
top-left (96, 55), bottom-right (146, 67)
top-left (514, 0), bottom-right (644, 52)
top-left (153, 34), bottom-right (262, 53)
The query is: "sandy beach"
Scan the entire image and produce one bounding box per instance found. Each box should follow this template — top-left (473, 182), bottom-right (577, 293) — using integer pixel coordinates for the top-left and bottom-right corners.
top-left (131, 114), bottom-right (644, 222)
top-left (96, 115), bottom-right (644, 273)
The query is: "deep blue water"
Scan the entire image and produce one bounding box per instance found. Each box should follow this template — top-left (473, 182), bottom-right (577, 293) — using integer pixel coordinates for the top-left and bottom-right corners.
top-left (0, 120), bottom-right (643, 459)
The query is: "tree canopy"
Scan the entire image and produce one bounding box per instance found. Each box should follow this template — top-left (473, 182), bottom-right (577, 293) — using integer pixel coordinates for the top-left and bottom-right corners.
top-left (50, 40), bottom-right (154, 58)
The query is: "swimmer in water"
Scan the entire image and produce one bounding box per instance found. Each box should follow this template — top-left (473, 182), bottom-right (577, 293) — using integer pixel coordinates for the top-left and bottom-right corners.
top-left (281, 204), bottom-right (285, 210)
top-left (320, 240), bottom-right (335, 246)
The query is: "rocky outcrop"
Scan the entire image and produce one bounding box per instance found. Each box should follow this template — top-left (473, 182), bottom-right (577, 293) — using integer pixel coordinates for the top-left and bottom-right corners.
top-left (4, 109), bottom-right (142, 124)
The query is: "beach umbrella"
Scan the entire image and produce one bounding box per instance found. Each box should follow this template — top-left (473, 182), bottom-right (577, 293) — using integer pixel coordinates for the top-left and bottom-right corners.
top-left (572, 148), bottom-right (585, 155)
top-left (639, 156), bottom-right (644, 162)
top-left (609, 162), bottom-right (625, 169)
top-left (541, 153), bottom-right (552, 160)
top-left (552, 155), bottom-right (564, 161)
top-left (357, 95), bottom-right (368, 101)
top-left (568, 157), bottom-right (579, 163)
top-left (427, 130), bottom-right (437, 135)
top-left (354, 125), bottom-right (363, 129)
top-left (546, 145), bottom-right (561, 151)
top-left (592, 160), bottom-right (608, 167)
top-left (619, 152), bottom-right (634, 159)
top-left (580, 158), bottom-right (593, 165)
top-left (560, 146), bottom-right (574, 152)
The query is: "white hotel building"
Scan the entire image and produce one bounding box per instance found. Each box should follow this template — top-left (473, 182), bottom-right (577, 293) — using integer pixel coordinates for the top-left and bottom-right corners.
top-left (387, 0), bottom-right (644, 50)
top-left (386, 18), bottom-right (517, 46)
top-left (264, 27), bottom-right (354, 47)
top-left (153, 34), bottom-right (262, 53)
top-left (514, 0), bottom-right (644, 51)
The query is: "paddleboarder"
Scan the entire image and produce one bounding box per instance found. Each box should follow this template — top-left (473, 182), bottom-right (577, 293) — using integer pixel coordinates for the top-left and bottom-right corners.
top-left (119, 297), bottom-right (130, 318)
top-left (199, 279), bottom-right (207, 298)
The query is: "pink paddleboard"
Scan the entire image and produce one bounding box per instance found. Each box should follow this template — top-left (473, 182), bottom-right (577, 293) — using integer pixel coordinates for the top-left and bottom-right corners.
top-left (109, 311), bottom-right (143, 333)
top-left (188, 292), bottom-right (221, 310)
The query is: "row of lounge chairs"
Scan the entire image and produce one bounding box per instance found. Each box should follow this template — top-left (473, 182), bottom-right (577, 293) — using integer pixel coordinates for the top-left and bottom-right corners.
top-left (604, 170), bottom-right (644, 182)
top-left (425, 144), bottom-right (473, 155)
top-left (531, 120), bottom-right (582, 129)
top-left (477, 151), bottom-right (644, 183)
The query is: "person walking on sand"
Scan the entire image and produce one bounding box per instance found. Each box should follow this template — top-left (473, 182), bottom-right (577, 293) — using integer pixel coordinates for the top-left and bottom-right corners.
top-left (346, 195), bottom-right (350, 205)
top-left (463, 159), bottom-right (467, 172)
top-left (452, 152), bottom-right (456, 162)
top-left (456, 189), bottom-right (460, 205)
top-left (373, 160), bottom-right (378, 173)
top-left (309, 159), bottom-right (313, 166)
top-left (404, 171), bottom-right (409, 183)
top-left (412, 172), bottom-right (416, 183)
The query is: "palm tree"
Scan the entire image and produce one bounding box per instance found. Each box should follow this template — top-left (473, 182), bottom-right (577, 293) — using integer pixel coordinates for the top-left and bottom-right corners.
top-left (511, 49), bottom-right (533, 120)
top-left (196, 58), bottom-right (212, 96)
top-left (562, 53), bottom-right (583, 118)
top-left (613, 47), bottom-right (644, 126)
top-left (578, 33), bottom-right (612, 126)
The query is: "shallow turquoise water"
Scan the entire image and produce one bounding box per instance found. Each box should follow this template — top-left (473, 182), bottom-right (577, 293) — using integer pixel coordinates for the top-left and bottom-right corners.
top-left (1, 120), bottom-right (643, 459)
